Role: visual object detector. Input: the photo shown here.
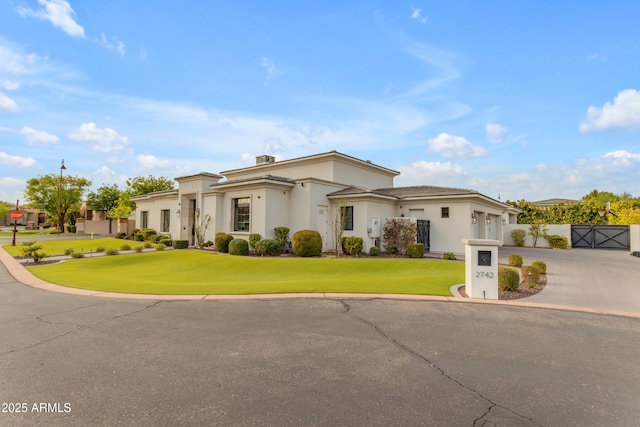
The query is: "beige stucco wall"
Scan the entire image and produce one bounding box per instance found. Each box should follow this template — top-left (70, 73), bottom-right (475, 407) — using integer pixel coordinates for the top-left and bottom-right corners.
top-left (502, 224), bottom-right (572, 248)
top-left (630, 225), bottom-right (640, 253)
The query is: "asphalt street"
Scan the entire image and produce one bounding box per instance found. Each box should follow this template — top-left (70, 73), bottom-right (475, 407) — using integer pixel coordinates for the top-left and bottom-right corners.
top-left (1, 248), bottom-right (639, 426)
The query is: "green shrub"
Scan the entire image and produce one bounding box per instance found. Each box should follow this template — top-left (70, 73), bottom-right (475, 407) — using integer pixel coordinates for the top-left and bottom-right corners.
top-left (249, 233), bottom-right (261, 251)
top-left (95, 245), bottom-right (106, 253)
top-left (407, 243), bottom-right (424, 258)
top-left (64, 248), bottom-right (74, 256)
top-left (133, 246), bottom-right (143, 253)
top-left (443, 252), bottom-right (456, 260)
top-left (203, 240), bottom-right (213, 248)
top-left (214, 233), bottom-right (234, 253)
top-left (120, 244), bottom-right (131, 251)
top-left (255, 239), bottom-right (281, 256)
top-left (133, 233), bottom-right (144, 242)
top-left (342, 237), bottom-right (364, 256)
top-left (172, 240), bottom-right (189, 249)
top-left (131, 228), bottom-right (140, 235)
top-left (511, 229), bottom-right (527, 247)
top-left (508, 254), bottom-right (523, 267)
top-left (292, 230), bottom-right (322, 257)
top-left (155, 243), bottom-right (166, 251)
top-left (141, 228), bottom-right (158, 240)
top-left (143, 241), bottom-right (154, 249)
top-left (498, 267), bottom-right (520, 291)
top-left (545, 234), bottom-right (568, 249)
top-left (70, 251), bottom-right (85, 258)
top-left (386, 246), bottom-right (398, 255)
top-left (105, 248), bottom-right (119, 256)
top-left (532, 261), bottom-right (547, 275)
top-left (159, 237), bottom-right (172, 246)
top-left (522, 265), bottom-right (541, 284)
top-left (66, 225), bottom-right (76, 233)
top-left (369, 246), bottom-right (381, 256)
top-left (229, 239), bottom-right (249, 256)
top-left (274, 227), bottom-right (290, 251)
top-left (116, 232), bottom-right (127, 239)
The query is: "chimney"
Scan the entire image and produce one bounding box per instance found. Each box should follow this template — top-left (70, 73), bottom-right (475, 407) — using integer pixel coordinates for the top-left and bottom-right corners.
top-left (256, 155), bottom-right (276, 165)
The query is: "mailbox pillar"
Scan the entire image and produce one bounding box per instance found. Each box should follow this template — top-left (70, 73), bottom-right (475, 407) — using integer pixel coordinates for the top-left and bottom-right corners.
top-left (462, 239), bottom-right (501, 299)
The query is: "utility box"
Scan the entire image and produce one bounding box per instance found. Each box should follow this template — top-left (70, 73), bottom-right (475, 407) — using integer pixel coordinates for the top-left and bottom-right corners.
top-left (369, 218), bottom-right (381, 238)
top-left (462, 239), bottom-right (501, 299)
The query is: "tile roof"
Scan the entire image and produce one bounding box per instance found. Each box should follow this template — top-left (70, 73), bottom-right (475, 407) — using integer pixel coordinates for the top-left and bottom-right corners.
top-left (329, 185), bottom-right (478, 199)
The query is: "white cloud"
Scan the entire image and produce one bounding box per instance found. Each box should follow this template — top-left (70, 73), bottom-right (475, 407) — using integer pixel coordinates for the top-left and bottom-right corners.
top-left (1, 80), bottom-right (20, 90)
top-left (96, 33), bottom-right (126, 57)
top-left (603, 150), bottom-right (640, 165)
top-left (261, 57), bottom-right (283, 80)
top-left (410, 7), bottom-right (428, 24)
top-left (17, 0), bottom-right (85, 38)
top-left (69, 122), bottom-right (130, 153)
top-left (0, 177), bottom-right (25, 186)
top-left (0, 152), bottom-right (37, 168)
top-left (136, 154), bottom-right (189, 175)
top-left (428, 132), bottom-right (488, 159)
top-left (485, 123), bottom-right (507, 144)
top-left (396, 160), bottom-right (465, 185)
top-left (580, 89), bottom-right (640, 133)
top-left (0, 91), bottom-right (19, 111)
top-left (19, 127), bottom-right (60, 145)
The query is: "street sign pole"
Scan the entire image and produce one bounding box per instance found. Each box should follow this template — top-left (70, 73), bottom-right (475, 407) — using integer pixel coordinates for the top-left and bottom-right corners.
top-left (11, 200), bottom-right (20, 246)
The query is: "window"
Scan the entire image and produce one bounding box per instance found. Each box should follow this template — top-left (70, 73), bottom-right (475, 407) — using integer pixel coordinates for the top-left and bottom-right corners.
top-left (234, 198), bottom-right (250, 231)
top-left (161, 209), bottom-right (170, 232)
top-left (341, 206), bottom-right (354, 231)
top-left (441, 207), bottom-right (449, 219)
top-left (141, 211), bottom-right (149, 229)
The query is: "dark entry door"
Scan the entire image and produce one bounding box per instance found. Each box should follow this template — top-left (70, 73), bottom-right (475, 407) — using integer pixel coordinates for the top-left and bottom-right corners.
top-left (417, 220), bottom-right (430, 252)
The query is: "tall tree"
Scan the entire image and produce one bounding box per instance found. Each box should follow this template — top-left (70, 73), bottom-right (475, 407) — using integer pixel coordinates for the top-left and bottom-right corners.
top-left (25, 174), bottom-right (92, 233)
top-left (110, 175), bottom-right (176, 219)
top-left (86, 184), bottom-right (122, 233)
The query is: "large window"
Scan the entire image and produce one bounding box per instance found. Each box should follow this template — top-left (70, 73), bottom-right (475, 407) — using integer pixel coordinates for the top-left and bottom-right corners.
top-left (234, 198), bottom-right (250, 231)
top-left (160, 209), bottom-right (170, 232)
top-left (341, 206), bottom-right (354, 231)
top-left (141, 211), bottom-right (148, 229)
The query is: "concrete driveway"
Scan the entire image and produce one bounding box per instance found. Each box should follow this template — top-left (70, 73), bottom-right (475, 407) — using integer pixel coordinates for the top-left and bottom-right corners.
top-left (1, 252), bottom-right (639, 426)
top-left (498, 246), bottom-right (640, 314)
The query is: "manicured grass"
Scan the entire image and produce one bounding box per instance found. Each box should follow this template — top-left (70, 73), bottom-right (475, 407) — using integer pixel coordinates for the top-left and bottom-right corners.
top-left (25, 250), bottom-right (464, 296)
top-left (2, 238), bottom-right (131, 256)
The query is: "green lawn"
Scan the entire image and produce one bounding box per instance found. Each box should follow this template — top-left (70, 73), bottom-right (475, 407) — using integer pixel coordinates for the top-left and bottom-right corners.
top-left (24, 250), bottom-right (464, 296)
top-left (2, 238), bottom-right (132, 256)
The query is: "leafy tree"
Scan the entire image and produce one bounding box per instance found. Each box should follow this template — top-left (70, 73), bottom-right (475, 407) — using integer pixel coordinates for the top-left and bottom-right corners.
top-left (86, 184), bottom-right (122, 233)
top-left (0, 202), bottom-right (11, 223)
top-left (110, 175), bottom-right (176, 219)
top-left (25, 174), bottom-right (92, 233)
top-left (506, 199), bottom-right (542, 224)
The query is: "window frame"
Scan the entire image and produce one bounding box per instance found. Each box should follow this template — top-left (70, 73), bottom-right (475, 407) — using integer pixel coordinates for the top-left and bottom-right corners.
top-left (160, 209), bottom-right (170, 232)
top-left (441, 207), bottom-right (450, 219)
top-left (233, 197), bottom-right (251, 232)
top-left (141, 211), bottom-right (149, 229)
top-left (341, 206), bottom-right (354, 231)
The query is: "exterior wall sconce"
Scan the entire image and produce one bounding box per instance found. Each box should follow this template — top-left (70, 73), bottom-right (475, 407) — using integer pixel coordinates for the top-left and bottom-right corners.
top-left (471, 213), bottom-right (478, 224)
top-left (485, 214), bottom-right (491, 225)
top-left (502, 218), bottom-right (507, 225)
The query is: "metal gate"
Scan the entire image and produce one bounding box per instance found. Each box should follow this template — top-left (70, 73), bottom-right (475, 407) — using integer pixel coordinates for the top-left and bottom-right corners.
top-left (417, 220), bottom-right (430, 252)
top-left (570, 225), bottom-right (629, 250)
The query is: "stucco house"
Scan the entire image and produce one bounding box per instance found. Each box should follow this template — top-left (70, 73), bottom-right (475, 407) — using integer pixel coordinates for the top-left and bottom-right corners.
top-left (131, 151), bottom-right (518, 254)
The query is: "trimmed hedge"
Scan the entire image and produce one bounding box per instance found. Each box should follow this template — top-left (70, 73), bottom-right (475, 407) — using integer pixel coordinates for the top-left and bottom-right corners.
top-left (229, 239), bottom-right (249, 256)
top-left (369, 246), bottom-right (380, 256)
top-left (249, 233), bottom-right (261, 251)
top-left (532, 261), bottom-right (547, 275)
top-left (522, 265), bottom-right (541, 284)
top-left (511, 229), bottom-right (526, 247)
top-left (508, 254), bottom-right (523, 267)
top-left (545, 234), bottom-right (569, 249)
top-left (292, 230), bottom-right (322, 257)
top-left (255, 239), bottom-right (281, 256)
top-left (215, 233), bottom-right (234, 253)
top-left (342, 237), bottom-right (363, 256)
top-left (407, 243), bottom-right (424, 258)
top-left (141, 228), bottom-right (158, 240)
top-left (498, 266), bottom-right (520, 291)
top-left (173, 240), bottom-right (189, 249)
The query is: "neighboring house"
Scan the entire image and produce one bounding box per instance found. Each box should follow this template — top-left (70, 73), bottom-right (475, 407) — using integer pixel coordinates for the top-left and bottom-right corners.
top-left (132, 151), bottom-right (518, 254)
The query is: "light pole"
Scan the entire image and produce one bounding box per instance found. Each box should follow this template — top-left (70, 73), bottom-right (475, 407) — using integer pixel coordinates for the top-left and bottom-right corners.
top-left (57, 159), bottom-right (66, 234)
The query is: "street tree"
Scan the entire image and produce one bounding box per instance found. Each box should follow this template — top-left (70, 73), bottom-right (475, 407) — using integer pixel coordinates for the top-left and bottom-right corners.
top-left (86, 184), bottom-right (122, 233)
top-left (25, 174), bottom-right (92, 233)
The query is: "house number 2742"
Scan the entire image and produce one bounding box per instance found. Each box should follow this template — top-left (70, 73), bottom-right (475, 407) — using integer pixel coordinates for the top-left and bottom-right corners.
top-left (475, 271), bottom-right (494, 279)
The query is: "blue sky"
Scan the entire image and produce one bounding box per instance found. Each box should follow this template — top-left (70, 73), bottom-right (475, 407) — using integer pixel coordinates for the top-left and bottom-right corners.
top-left (1, 1), bottom-right (640, 205)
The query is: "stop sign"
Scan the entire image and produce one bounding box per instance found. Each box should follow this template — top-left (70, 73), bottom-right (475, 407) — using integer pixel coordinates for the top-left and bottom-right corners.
top-left (10, 210), bottom-right (23, 220)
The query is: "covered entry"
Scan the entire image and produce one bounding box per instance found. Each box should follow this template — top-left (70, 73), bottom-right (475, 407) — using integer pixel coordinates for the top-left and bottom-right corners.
top-left (571, 225), bottom-right (629, 250)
